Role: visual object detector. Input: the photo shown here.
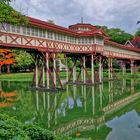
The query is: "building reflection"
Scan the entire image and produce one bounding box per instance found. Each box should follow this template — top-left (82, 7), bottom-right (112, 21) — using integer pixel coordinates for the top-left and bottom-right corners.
top-left (0, 80), bottom-right (17, 108)
top-left (34, 78), bottom-right (139, 136)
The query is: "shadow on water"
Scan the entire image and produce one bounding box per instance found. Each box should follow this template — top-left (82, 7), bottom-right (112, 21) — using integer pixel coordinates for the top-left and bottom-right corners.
top-left (0, 78), bottom-right (140, 139)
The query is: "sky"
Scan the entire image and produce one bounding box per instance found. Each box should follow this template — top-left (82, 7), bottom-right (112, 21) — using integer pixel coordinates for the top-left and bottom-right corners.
top-left (11, 0), bottom-right (140, 34)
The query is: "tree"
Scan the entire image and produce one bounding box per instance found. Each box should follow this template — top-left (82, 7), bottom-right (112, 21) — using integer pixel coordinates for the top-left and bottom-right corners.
top-left (3, 53), bottom-right (15, 73)
top-left (135, 28), bottom-right (140, 37)
top-left (0, 49), bottom-right (15, 73)
top-left (97, 26), bottom-right (134, 44)
top-left (104, 27), bottom-right (133, 44)
top-left (13, 50), bottom-right (34, 72)
top-left (0, 0), bottom-right (28, 25)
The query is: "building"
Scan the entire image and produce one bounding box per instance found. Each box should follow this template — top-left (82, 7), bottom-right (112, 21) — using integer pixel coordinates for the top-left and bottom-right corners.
top-left (125, 37), bottom-right (140, 48)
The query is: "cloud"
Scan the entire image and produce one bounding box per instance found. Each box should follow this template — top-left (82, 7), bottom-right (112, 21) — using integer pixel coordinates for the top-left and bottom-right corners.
top-left (11, 0), bottom-right (140, 34)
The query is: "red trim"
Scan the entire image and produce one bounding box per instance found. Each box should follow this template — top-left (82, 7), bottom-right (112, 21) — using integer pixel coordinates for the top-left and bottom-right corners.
top-left (29, 17), bottom-right (107, 37)
top-left (29, 17), bottom-right (78, 36)
top-left (105, 40), bottom-right (140, 53)
top-left (69, 23), bottom-right (96, 29)
top-left (0, 31), bottom-right (140, 59)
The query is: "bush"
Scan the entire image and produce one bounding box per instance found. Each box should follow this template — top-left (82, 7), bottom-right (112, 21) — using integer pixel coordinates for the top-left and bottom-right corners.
top-left (0, 114), bottom-right (72, 140)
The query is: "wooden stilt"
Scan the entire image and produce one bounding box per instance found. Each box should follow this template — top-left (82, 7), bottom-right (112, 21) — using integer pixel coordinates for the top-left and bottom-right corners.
top-left (130, 60), bottom-right (134, 75)
top-left (35, 59), bottom-right (39, 88)
top-left (99, 56), bottom-right (102, 83)
top-left (91, 54), bottom-right (94, 83)
top-left (66, 56), bottom-right (69, 82)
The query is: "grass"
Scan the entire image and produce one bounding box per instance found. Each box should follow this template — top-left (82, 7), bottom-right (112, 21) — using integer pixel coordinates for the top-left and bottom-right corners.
top-left (0, 72), bottom-right (33, 81)
top-left (0, 70), bottom-right (139, 82)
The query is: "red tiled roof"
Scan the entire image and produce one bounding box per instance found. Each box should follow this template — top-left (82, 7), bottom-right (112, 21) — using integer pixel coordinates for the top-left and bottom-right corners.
top-left (130, 37), bottom-right (140, 48)
top-left (28, 16), bottom-right (108, 38)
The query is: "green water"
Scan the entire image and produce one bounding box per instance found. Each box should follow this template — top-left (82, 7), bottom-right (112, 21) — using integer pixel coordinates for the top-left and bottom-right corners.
top-left (0, 78), bottom-right (140, 139)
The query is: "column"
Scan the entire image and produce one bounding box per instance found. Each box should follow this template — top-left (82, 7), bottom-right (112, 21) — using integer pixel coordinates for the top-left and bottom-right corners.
top-left (122, 62), bottom-right (126, 76)
top-left (35, 59), bottom-right (38, 88)
top-left (46, 53), bottom-right (49, 89)
top-left (99, 56), bottom-right (102, 83)
top-left (110, 58), bottom-right (113, 79)
top-left (91, 54), bottom-right (94, 83)
top-left (73, 59), bottom-right (76, 83)
top-left (53, 53), bottom-right (56, 86)
top-left (134, 63), bottom-right (137, 74)
top-left (42, 63), bottom-right (45, 87)
top-left (83, 56), bottom-right (86, 83)
top-left (66, 57), bottom-right (69, 82)
top-left (130, 60), bottom-right (134, 75)
top-left (108, 58), bottom-right (110, 80)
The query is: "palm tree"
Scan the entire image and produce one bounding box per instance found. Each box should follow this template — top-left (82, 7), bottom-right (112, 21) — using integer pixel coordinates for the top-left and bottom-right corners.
top-left (137, 21), bottom-right (140, 24)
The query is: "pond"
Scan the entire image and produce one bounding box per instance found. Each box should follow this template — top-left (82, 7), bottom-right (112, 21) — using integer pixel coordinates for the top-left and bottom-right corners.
top-left (0, 78), bottom-right (140, 139)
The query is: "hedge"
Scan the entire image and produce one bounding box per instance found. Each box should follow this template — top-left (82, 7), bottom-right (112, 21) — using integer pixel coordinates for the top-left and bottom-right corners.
top-left (0, 114), bottom-right (72, 140)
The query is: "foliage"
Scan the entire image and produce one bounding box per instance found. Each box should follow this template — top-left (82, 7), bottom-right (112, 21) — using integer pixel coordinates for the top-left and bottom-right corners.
top-left (104, 27), bottom-right (133, 44)
top-left (12, 50), bottom-right (34, 72)
top-left (0, 49), bottom-right (15, 73)
top-left (97, 26), bottom-right (134, 44)
top-left (0, 50), bottom-right (34, 73)
top-left (0, 0), bottom-right (28, 25)
top-left (135, 28), bottom-right (140, 37)
top-left (0, 114), bottom-right (72, 140)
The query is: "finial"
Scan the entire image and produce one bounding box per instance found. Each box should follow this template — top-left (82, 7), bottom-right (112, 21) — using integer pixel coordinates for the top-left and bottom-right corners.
top-left (81, 17), bottom-right (83, 24)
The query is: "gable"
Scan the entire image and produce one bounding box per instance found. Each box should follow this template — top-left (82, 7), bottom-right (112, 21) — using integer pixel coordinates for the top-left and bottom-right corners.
top-left (125, 40), bottom-right (135, 47)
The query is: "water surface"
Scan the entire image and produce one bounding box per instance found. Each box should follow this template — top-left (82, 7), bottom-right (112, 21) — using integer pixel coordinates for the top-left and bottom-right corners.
top-left (0, 78), bottom-right (140, 139)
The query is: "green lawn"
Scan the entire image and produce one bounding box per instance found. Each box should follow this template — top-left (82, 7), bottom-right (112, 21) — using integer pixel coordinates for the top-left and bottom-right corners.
top-left (0, 72), bottom-right (33, 81)
top-left (0, 70), bottom-right (139, 82)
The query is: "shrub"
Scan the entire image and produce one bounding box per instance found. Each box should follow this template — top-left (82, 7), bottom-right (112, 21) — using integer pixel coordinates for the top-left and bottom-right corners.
top-left (0, 114), bottom-right (72, 140)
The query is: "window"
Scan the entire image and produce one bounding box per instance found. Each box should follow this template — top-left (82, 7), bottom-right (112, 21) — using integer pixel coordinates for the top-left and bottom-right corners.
top-left (31, 27), bottom-right (35, 36)
top-left (35, 28), bottom-right (38, 37)
top-left (42, 30), bottom-right (46, 38)
top-left (11, 25), bottom-right (16, 32)
top-left (96, 37), bottom-right (103, 45)
top-left (6, 23), bottom-right (10, 32)
top-left (54, 32), bottom-right (58, 40)
top-left (16, 26), bottom-right (20, 33)
top-left (64, 35), bottom-right (66, 41)
top-left (39, 29), bottom-right (42, 37)
top-left (81, 38), bottom-right (85, 44)
top-left (48, 31), bottom-right (53, 39)
top-left (23, 26), bottom-right (27, 35)
top-left (27, 27), bottom-right (31, 35)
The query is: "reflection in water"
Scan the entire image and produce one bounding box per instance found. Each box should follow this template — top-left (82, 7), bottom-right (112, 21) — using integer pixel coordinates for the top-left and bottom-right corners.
top-left (36, 90), bottom-right (39, 111)
top-left (109, 81), bottom-right (113, 104)
top-left (99, 84), bottom-right (103, 109)
top-left (84, 86), bottom-right (87, 112)
top-left (43, 92), bottom-right (46, 109)
top-left (106, 110), bottom-right (140, 140)
top-left (92, 86), bottom-right (95, 115)
top-left (47, 92), bottom-right (51, 128)
top-left (68, 97), bottom-right (74, 109)
top-left (0, 78), bottom-right (140, 139)
top-left (0, 81), bottom-right (17, 108)
top-left (131, 79), bottom-right (135, 94)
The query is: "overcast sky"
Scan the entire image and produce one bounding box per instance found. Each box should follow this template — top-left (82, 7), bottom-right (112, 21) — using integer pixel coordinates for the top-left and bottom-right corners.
top-left (11, 0), bottom-right (140, 34)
